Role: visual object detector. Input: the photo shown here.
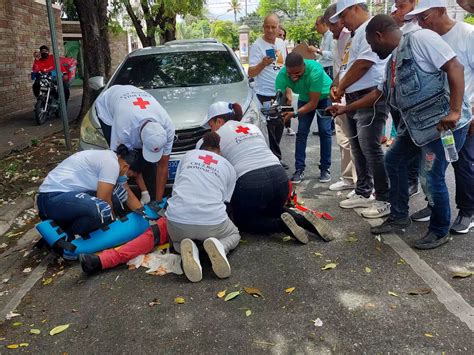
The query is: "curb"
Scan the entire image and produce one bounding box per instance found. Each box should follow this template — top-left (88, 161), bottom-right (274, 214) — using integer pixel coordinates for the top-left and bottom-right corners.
top-left (0, 197), bottom-right (34, 236)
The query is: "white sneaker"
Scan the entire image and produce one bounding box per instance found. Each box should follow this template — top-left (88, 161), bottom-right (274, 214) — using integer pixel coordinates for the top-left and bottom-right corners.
top-left (339, 194), bottom-right (374, 209)
top-left (203, 238), bottom-right (231, 279)
top-left (346, 189), bottom-right (356, 199)
top-left (361, 201), bottom-right (391, 219)
top-left (286, 127), bottom-right (296, 136)
top-left (181, 239), bottom-right (202, 282)
top-left (329, 178), bottom-right (355, 191)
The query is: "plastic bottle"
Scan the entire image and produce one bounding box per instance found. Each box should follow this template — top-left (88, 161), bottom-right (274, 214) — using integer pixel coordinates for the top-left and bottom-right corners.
top-left (440, 129), bottom-right (458, 162)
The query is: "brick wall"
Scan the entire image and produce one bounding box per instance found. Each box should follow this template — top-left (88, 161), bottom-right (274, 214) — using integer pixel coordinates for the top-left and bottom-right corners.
top-left (0, 0), bottom-right (63, 121)
top-left (109, 31), bottom-right (129, 74)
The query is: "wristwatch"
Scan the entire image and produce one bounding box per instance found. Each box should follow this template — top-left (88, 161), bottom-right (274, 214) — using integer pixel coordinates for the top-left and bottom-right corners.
top-left (293, 110), bottom-right (299, 118)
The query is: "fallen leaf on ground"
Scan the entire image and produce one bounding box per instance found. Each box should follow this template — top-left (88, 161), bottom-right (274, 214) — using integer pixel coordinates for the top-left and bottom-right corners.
top-left (244, 287), bottom-right (263, 298)
top-left (388, 291), bottom-right (399, 297)
top-left (452, 271), bottom-right (473, 279)
top-left (397, 259), bottom-right (406, 265)
top-left (5, 312), bottom-right (20, 320)
top-left (217, 290), bottom-right (227, 298)
top-left (424, 333), bottom-right (434, 338)
top-left (49, 324), bottom-right (70, 336)
top-left (364, 303), bottom-right (377, 309)
top-left (245, 310), bottom-right (252, 317)
top-left (12, 322), bottom-right (22, 326)
top-left (365, 267), bottom-right (372, 273)
top-left (19, 343), bottom-right (28, 347)
top-left (148, 298), bottom-right (160, 307)
top-left (30, 329), bottom-right (41, 335)
top-left (282, 236), bottom-right (293, 242)
top-left (5, 231), bottom-right (22, 238)
top-left (174, 297), bottom-right (185, 304)
top-left (285, 287), bottom-right (296, 294)
top-left (6, 344), bottom-right (19, 349)
top-left (314, 252), bottom-right (323, 257)
top-left (224, 291), bottom-right (241, 302)
top-left (312, 318), bottom-right (323, 327)
top-left (408, 288), bottom-right (432, 295)
top-left (346, 236), bottom-right (358, 243)
top-left (22, 267), bottom-right (32, 273)
top-left (42, 278), bottom-right (53, 285)
top-left (321, 263), bottom-right (337, 270)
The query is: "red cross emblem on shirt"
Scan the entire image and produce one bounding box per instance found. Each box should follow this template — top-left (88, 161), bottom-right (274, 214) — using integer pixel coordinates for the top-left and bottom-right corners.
top-left (133, 97), bottom-right (150, 109)
top-left (235, 125), bottom-right (250, 134)
top-left (198, 155), bottom-right (218, 166)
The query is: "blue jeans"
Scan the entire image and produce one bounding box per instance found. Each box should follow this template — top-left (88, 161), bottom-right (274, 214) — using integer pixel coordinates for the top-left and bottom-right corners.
top-left (295, 98), bottom-right (332, 172)
top-left (419, 124), bottom-right (469, 236)
top-left (37, 190), bottom-right (123, 236)
top-left (385, 131), bottom-right (421, 219)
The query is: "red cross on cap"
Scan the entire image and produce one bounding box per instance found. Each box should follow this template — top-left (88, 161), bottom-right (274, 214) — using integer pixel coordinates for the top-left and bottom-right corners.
top-left (235, 125), bottom-right (250, 134)
top-left (133, 97), bottom-right (150, 109)
top-left (198, 155), bottom-right (218, 166)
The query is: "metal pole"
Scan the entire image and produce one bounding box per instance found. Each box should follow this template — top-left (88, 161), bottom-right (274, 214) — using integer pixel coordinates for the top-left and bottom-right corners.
top-left (46, 0), bottom-right (72, 151)
top-left (245, 0), bottom-right (248, 16)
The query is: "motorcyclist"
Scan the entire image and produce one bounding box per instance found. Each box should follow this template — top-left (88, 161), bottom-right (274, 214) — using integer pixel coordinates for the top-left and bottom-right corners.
top-left (31, 45), bottom-right (70, 103)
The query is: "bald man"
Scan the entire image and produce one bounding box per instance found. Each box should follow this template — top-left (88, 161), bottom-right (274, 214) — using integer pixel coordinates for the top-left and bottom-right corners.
top-left (249, 14), bottom-right (288, 168)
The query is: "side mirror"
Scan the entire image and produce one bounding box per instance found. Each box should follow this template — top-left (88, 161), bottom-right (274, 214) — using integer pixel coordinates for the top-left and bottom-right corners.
top-left (88, 76), bottom-right (105, 91)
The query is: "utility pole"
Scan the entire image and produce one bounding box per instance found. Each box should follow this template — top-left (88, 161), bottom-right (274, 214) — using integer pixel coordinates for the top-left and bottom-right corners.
top-left (245, 0), bottom-right (248, 16)
top-left (46, 0), bottom-right (72, 151)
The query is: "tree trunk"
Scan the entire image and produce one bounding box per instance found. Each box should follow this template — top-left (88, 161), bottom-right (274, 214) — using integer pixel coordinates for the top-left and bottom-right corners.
top-left (161, 16), bottom-right (176, 44)
top-left (73, 0), bottom-right (111, 118)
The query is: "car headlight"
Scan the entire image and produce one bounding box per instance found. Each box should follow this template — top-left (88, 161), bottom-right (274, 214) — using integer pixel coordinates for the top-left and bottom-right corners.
top-left (80, 109), bottom-right (109, 149)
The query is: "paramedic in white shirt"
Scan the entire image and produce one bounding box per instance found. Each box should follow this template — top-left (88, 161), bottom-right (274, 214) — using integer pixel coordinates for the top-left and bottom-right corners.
top-left (37, 148), bottom-right (142, 237)
top-left (166, 132), bottom-right (240, 283)
top-left (200, 102), bottom-right (334, 243)
top-left (95, 84), bottom-right (175, 204)
top-left (248, 13), bottom-right (288, 168)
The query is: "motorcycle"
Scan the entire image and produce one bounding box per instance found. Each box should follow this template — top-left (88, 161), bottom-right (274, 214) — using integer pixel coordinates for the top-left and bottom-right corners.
top-left (34, 72), bottom-right (59, 125)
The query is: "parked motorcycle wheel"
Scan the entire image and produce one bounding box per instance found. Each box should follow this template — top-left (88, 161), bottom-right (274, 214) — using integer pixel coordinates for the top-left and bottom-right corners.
top-left (34, 98), bottom-right (49, 125)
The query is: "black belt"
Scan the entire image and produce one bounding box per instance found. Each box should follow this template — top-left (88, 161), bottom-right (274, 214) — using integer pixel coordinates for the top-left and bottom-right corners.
top-left (257, 94), bottom-right (275, 105)
top-left (345, 86), bottom-right (377, 100)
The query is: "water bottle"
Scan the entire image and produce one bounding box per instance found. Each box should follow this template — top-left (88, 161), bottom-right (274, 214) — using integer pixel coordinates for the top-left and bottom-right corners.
top-left (440, 130), bottom-right (458, 162)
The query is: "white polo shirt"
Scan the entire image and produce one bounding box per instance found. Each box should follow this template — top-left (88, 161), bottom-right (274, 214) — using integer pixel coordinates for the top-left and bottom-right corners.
top-left (166, 150), bottom-right (236, 225)
top-left (95, 85), bottom-right (175, 154)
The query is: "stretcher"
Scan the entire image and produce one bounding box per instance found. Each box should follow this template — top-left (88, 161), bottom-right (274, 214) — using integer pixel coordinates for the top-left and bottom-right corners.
top-left (35, 200), bottom-right (166, 260)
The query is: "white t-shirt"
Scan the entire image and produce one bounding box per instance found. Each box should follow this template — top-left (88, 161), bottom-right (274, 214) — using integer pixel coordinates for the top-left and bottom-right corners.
top-left (249, 37), bottom-right (287, 96)
top-left (95, 85), bottom-right (175, 153)
top-left (441, 22), bottom-right (474, 102)
top-left (340, 18), bottom-right (388, 93)
top-left (165, 150), bottom-right (236, 225)
top-left (39, 150), bottom-right (119, 193)
top-left (216, 120), bottom-right (280, 178)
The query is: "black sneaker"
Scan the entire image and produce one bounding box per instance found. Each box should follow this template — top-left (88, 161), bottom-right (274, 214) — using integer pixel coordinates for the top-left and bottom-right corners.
top-left (301, 211), bottom-right (334, 241)
top-left (450, 213), bottom-right (474, 234)
top-left (408, 184), bottom-right (420, 198)
top-left (281, 212), bottom-right (308, 244)
top-left (291, 170), bottom-right (304, 184)
top-left (312, 131), bottom-right (319, 136)
top-left (319, 169), bottom-right (331, 183)
top-left (414, 231), bottom-right (450, 250)
top-left (411, 206), bottom-right (431, 222)
top-left (280, 161), bottom-right (289, 170)
top-left (79, 254), bottom-right (102, 275)
top-left (371, 216), bottom-right (412, 234)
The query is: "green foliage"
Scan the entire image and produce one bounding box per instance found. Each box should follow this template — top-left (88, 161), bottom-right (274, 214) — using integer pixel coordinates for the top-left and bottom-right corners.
top-left (176, 18), bottom-right (212, 39)
top-left (109, 20), bottom-right (126, 34)
top-left (228, 0), bottom-right (242, 22)
top-left (465, 15), bottom-right (474, 25)
top-left (56, 0), bottom-right (79, 20)
top-left (239, 11), bottom-right (263, 33)
top-left (210, 20), bottom-right (239, 48)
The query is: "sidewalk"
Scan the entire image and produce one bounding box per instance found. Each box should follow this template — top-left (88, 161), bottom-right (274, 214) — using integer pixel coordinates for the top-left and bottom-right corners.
top-left (0, 88), bottom-right (83, 159)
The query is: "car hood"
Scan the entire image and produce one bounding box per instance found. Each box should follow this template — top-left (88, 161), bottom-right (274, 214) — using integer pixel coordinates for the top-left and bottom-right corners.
top-left (146, 81), bottom-right (251, 130)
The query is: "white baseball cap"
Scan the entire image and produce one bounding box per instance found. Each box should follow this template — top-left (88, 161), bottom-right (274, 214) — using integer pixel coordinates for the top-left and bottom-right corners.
top-left (140, 121), bottom-right (167, 163)
top-left (200, 101), bottom-right (234, 128)
top-left (390, 4), bottom-right (397, 14)
top-left (405, 0), bottom-right (447, 20)
top-left (330, 0), bottom-right (367, 23)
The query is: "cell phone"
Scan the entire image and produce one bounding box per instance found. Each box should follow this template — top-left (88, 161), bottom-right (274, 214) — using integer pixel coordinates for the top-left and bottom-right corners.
top-left (265, 48), bottom-right (276, 60)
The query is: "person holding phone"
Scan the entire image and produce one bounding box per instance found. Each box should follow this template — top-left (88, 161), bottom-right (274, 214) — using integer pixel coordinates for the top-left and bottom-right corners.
top-left (248, 14), bottom-right (288, 168)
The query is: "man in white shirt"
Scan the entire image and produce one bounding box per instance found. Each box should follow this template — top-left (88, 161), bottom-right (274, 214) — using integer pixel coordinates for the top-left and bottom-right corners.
top-left (248, 14), bottom-right (288, 168)
top-left (405, 0), bottom-right (474, 233)
top-left (313, 16), bottom-right (335, 79)
top-left (330, 0), bottom-right (391, 219)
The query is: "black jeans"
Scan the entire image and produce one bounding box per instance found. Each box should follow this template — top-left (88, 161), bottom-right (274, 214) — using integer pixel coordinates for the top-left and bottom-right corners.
top-left (346, 88), bottom-right (390, 201)
top-left (257, 94), bottom-right (284, 160)
top-left (453, 132), bottom-right (474, 216)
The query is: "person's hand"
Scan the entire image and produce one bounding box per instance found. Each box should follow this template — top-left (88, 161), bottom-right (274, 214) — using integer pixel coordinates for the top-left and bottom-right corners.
top-left (308, 45), bottom-right (318, 52)
top-left (140, 190), bottom-right (151, 204)
top-left (437, 111), bottom-right (460, 131)
top-left (326, 104), bottom-right (347, 117)
top-left (330, 86), bottom-right (341, 103)
top-left (261, 56), bottom-right (274, 67)
top-left (282, 111), bottom-right (295, 122)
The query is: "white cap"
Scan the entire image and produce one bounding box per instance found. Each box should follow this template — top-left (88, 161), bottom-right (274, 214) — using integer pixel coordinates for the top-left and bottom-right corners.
top-left (140, 121), bottom-right (167, 163)
top-left (390, 4), bottom-right (397, 14)
top-left (405, 0), bottom-right (447, 20)
top-left (200, 101), bottom-right (234, 128)
top-left (330, 0), bottom-right (366, 23)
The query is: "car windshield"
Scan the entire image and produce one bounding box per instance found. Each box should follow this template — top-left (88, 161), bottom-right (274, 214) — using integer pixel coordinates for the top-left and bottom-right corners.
top-left (111, 50), bottom-right (244, 89)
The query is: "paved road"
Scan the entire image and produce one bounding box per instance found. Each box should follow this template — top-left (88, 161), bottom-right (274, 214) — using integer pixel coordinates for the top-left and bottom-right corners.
top-left (0, 127), bottom-right (472, 354)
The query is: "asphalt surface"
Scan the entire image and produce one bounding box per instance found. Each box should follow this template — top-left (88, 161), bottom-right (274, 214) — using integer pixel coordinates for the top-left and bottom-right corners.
top-left (0, 124), bottom-right (473, 354)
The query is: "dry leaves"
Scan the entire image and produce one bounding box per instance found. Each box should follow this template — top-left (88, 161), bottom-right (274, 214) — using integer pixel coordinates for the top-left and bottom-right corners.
top-left (365, 267), bottom-right (372, 273)
top-left (424, 333), bottom-right (434, 338)
top-left (452, 271), bottom-right (473, 279)
top-left (408, 288), bottom-right (432, 295)
top-left (321, 263), bottom-right (337, 270)
top-left (42, 278), bottom-right (53, 286)
top-left (224, 291), bottom-right (240, 302)
top-left (388, 291), bottom-right (399, 297)
top-left (245, 310), bottom-right (252, 317)
top-left (148, 298), bottom-right (161, 307)
top-left (217, 290), bottom-right (227, 298)
top-left (174, 297), bottom-right (185, 304)
top-left (49, 324), bottom-right (69, 336)
top-left (285, 287), bottom-right (296, 294)
top-left (282, 236), bottom-right (293, 242)
top-left (30, 329), bottom-right (41, 335)
top-left (6, 343), bottom-right (29, 349)
top-left (244, 287), bottom-right (263, 298)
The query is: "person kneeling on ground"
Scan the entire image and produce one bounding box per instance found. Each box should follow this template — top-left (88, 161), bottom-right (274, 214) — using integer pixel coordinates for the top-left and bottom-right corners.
top-left (165, 132), bottom-right (240, 282)
top-left (201, 102), bottom-right (334, 243)
top-left (37, 145), bottom-right (143, 238)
